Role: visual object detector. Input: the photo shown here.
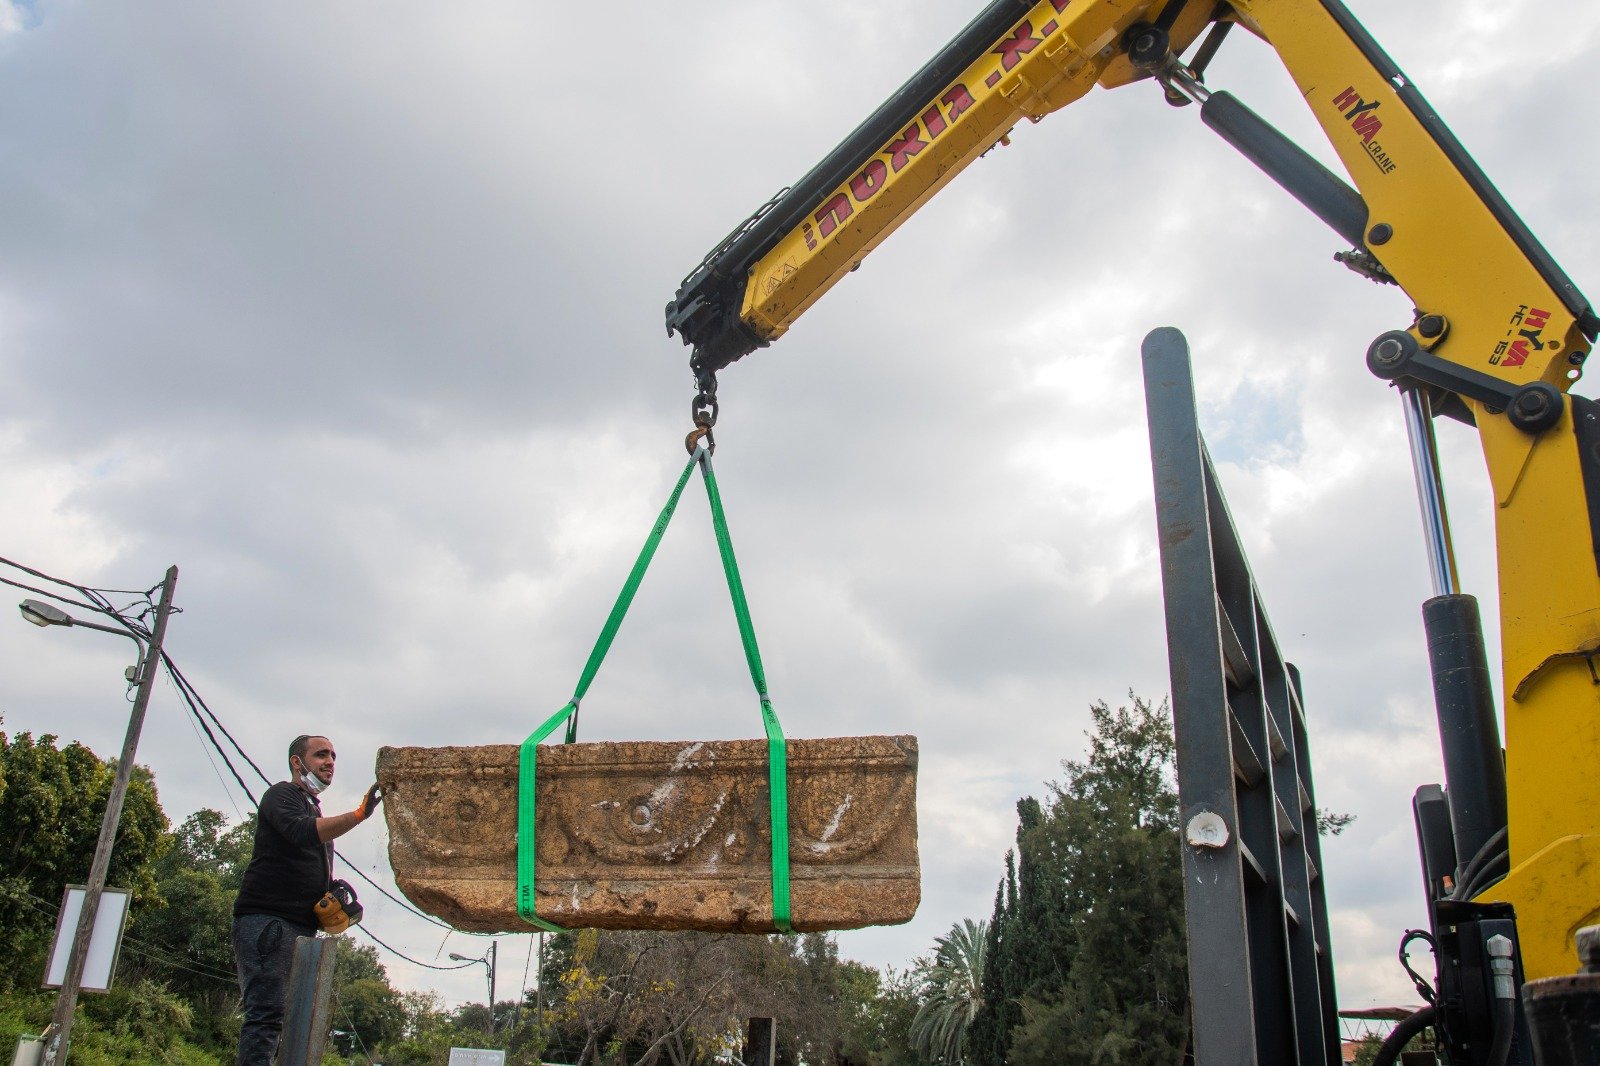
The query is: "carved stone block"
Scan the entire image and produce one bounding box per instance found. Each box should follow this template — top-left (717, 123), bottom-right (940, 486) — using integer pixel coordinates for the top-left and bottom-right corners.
top-left (376, 735), bottom-right (919, 933)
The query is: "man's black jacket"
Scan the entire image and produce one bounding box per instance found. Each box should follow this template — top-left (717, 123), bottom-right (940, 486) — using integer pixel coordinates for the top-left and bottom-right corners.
top-left (234, 781), bottom-right (332, 928)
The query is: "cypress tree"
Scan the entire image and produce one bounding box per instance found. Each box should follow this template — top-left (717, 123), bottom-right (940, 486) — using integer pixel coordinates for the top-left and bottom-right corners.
top-left (968, 696), bottom-right (1189, 1065)
top-left (966, 860), bottom-right (1013, 1065)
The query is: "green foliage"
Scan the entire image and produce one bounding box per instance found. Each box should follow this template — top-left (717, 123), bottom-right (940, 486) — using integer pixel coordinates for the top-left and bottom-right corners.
top-left (852, 965), bottom-right (922, 1066)
top-left (0, 731), bottom-right (168, 993)
top-left (1350, 1034), bottom-right (1382, 1066)
top-left (504, 929), bottom-right (922, 1066)
top-left (125, 810), bottom-right (246, 1029)
top-left (0, 725), bottom-right (235, 1061)
top-left (1317, 808), bottom-right (1356, 836)
top-left (81, 977), bottom-right (195, 1047)
top-left (971, 695), bottom-right (1189, 1066)
top-left (908, 920), bottom-right (986, 1065)
top-left (0, 981), bottom-right (220, 1066)
top-left (0, 700), bottom-right (1198, 1066)
top-left (326, 940), bottom-right (405, 1055)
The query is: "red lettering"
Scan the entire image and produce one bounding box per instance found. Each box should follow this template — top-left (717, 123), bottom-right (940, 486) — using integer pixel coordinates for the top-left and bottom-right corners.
top-left (1351, 113), bottom-right (1382, 142)
top-left (942, 84), bottom-right (975, 123)
top-left (995, 22), bottom-right (1042, 71)
top-left (1049, 0), bottom-right (1071, 11)
top-left (1332, 86), bottom-right (1360, 111)
top-left (802, 221), bottom-right (816, 251)
top-left (814, 193), bottom-right (853, 238)
top-left (886, 125), bottom-right (928, 171)
top-left (849, 159), bottom-right (888, 201)
top-left (1504, 340), bottom-right (1530, 367)
top-left (1528, 308), bottom-right (1551, 328)
top-left (921, 105), bottom-right (947, 140)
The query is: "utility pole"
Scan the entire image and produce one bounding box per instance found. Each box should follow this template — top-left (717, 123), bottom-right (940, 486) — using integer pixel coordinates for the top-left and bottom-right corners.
top-left (487, 939), bottom-right (498, 1037)
top-left (39, 566), bottom-right (178, 1066)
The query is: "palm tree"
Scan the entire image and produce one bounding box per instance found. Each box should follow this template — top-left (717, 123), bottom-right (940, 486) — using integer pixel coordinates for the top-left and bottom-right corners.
top-left (909, 918), bottom-right (987, 1064)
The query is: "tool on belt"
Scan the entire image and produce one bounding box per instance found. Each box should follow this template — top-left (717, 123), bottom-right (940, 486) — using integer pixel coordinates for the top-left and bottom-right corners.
top-left (315, 877), bottom-right (363, 934)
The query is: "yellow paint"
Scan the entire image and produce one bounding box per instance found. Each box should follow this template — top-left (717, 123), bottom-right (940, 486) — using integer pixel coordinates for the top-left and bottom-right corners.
top-left (1486, 834), bottom-right (1600, 978)
top-left (727, 0), bottom-right (1600, 979)
top-left (740, 0), bottom-right (1172, 343)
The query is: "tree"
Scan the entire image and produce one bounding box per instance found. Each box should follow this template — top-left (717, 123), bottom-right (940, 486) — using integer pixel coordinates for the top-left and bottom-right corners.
top-left (848, 964), bottom-right (922, 1066)
top-left (124, 807), bottom-right (251, 1041)
top-left (530, 928), bottom-right (904, 1066)
top-left (908, 919), bottom-right (986, 1064)
top-left (330, 939), bottom-right (407, 1054)
top-left (968, 798), bottom-right (1067, 1066)
top-left (0, 731), bottom-right (168, 992)
top-left (972, 695), bottom-right (1189, 1066)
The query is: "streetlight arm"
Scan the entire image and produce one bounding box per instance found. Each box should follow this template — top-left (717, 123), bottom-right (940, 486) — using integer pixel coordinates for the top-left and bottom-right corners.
top-left (67, 617), bottom-right (148, 650)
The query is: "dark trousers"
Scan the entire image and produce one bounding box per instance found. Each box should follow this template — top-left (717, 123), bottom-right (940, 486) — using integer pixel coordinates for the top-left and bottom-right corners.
top-left (232, 912), bottom-right (317, 1066)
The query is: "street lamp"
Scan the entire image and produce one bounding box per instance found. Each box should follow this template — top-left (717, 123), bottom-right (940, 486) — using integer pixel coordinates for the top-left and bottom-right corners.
top-left (17, 570), bottom-right (179, 1066)
top-left (20, 599), bottom-right (148, 650)
top-left (450, 940), bottom-right (498, 1037)
top-left (20, 600), bottom-right (149, 687)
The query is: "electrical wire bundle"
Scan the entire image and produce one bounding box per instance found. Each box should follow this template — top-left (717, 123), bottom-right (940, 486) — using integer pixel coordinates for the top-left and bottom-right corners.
top-left (1, 555), bottom-right (505, 982)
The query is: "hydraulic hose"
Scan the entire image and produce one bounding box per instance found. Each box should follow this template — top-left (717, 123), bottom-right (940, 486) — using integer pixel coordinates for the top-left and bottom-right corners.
top-left (1372, 1005), bottom-right (1436, 1066)
top-left (1485, 994), bottom-right (1515, 1066)
top-left (1484, 934), bottom-right (1518, 1066)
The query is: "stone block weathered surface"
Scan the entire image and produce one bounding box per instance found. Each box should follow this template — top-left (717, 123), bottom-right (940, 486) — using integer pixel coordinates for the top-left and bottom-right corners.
top-left (377, 735), bottom-right (919, 933)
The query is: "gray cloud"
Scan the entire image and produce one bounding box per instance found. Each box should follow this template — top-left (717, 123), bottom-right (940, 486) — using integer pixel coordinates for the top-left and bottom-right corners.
top-left (2, 0), bottom-right (1595, 1014)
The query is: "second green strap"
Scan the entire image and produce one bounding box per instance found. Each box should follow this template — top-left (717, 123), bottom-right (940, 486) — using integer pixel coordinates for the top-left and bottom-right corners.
top-left (701, 450), bottom-right (792, 933)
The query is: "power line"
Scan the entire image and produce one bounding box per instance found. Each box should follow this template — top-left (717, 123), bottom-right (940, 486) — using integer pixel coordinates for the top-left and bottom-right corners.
top-left (0, 554), bottom-right (98, 594)
top-left (0, 559), bottom-right (160, 634)
top-left (355, 925), bottom-right (479, 972)
top-left (334, 1001), bottom-right (376, 1065)
top-left (0, 575), bottom-right (107, 614)
top-left (162, 655), bottom-right (270, 788)
top-left (521, 934), bottom-right (536, 998)
top-left (12, 885), bottom-right (239, 986)
top-left (340, 862), bottom-right (457, 932)
top-left (164, 658), bottom-right (262, 805)
top-left (181, 704), bottom-right (247, 821)
top-left (7, 553), bottom-right (497, 977)
top-left (119, 941), bottom-right (240, 986)
top-left (158, 658), bottom-right (477, 946)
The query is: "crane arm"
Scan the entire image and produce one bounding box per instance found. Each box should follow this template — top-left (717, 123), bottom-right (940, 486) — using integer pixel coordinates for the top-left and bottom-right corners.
top-left (664, 0), bottom-right (1221, 377)
top-left (666, 0), bottom-right (1600, 986)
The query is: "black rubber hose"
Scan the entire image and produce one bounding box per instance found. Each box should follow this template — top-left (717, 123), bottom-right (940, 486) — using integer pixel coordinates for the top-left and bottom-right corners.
top-left (1486, 992), bottom-right (1515, 1066)
top-left (1372, 1005), bottom-right (1437, 1066)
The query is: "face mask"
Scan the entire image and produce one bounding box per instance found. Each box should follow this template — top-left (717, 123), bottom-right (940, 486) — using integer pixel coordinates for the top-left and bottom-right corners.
top-left (297, 760), bottom-right (330, 795)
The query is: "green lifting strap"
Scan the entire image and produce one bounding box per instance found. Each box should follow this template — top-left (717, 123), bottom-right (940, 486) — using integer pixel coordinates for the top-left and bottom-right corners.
top-left (517, 448), bottom-right (793, 934)
top-left (701, 451), bottom-right (792, 934)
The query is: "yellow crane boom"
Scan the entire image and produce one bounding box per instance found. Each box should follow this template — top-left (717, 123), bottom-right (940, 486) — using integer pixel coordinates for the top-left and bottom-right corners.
top-left (666, 0), bottom-right (1600, 1048)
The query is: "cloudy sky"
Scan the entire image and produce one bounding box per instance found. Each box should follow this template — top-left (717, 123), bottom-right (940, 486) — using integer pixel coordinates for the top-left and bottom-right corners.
top-left (3, 0), bottom-right (1597, 1019)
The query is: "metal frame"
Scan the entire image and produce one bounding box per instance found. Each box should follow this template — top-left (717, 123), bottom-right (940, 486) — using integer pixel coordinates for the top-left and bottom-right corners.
top-left (1142, 327), bottom-right (1339, 1064)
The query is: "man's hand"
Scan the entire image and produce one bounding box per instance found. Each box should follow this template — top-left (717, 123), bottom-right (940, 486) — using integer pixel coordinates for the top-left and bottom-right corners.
top-left (354, 784), bottom-right (383, 822)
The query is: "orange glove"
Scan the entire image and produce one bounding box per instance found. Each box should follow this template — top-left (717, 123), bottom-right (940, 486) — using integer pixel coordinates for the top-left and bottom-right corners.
top-left (353, 783), bottom-right (383, 822)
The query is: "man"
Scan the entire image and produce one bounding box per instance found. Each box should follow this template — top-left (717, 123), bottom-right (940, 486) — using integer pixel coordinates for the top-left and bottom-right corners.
top-left (231, 734), bottom-right (382, 1066)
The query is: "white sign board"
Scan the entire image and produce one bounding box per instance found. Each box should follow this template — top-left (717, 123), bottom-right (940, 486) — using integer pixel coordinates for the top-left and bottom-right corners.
top-left (43, 885), bottom-right (131, 993)
top-left (447, 1050), bottom-right (506, 1066)
top-left (11, 1035), bottom-right (44, 1066)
